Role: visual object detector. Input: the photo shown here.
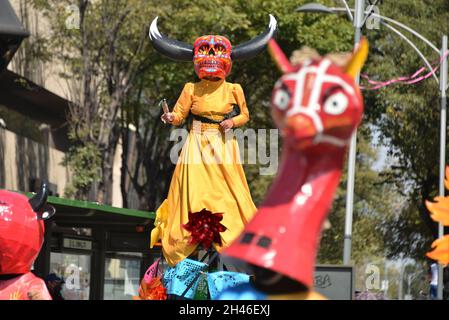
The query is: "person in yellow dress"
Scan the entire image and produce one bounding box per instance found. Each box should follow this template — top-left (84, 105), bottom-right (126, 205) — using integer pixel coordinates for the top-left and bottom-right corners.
top-left (148, 15), bottom-right (277, 266)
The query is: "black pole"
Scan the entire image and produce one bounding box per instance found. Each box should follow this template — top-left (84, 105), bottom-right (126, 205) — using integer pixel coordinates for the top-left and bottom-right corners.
top-left (180, 251), bottom-right (219, 298)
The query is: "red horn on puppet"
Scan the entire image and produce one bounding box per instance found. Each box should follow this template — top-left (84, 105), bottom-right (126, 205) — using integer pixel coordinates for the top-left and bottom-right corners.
top-left (267, 39), bottom-right (293, 74)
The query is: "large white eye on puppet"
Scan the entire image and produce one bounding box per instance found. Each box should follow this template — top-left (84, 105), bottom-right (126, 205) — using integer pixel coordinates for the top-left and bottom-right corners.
top-left (323, 92), bottom-right (349, 115)
top-left (273, 88), bottom-right (290, 111)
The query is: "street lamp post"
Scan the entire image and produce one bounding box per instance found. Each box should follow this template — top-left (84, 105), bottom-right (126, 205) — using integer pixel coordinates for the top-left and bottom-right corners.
top-left (297, 2), bottom-right (448, 299)
top-left (343, 0), bottom-right (364, 266)
top-left (438, 35), bottom-right (448, 300)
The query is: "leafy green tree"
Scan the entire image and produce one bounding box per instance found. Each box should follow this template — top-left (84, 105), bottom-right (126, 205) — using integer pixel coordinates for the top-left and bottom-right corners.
top-left (31, 0), bottom-right (157, 203)
top-left (361, 0), bottom-right (449, 260)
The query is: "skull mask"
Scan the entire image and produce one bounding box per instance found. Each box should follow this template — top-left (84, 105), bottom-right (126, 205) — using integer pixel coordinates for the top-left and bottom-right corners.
top-left (193, 35), bottom-right (232, 79)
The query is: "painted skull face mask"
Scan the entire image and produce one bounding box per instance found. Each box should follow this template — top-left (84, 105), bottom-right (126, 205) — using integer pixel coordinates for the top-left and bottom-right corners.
top-left (193, 35), bottom-right (232, 79)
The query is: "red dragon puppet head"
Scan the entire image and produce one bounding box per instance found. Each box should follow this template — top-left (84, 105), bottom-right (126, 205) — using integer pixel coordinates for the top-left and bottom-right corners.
top-left (148, 15), bottom-right (277, 79)
top-left (224, 39), bottom-right (369, 297)
top-left (0, 182), bottom-right (55, 275)
top-left (268, 39), bottom-right (368, 155)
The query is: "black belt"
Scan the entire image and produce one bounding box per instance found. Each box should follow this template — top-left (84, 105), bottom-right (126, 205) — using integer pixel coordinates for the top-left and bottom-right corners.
top-left (192, 114), bottom-right (222, 124)
top-left (192, 105), bottom-right (240, 124)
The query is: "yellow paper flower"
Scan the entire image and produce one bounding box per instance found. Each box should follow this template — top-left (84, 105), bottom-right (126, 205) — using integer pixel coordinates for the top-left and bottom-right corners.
top-left (425, 166), bottom-right (449, 226)
top-left (426, 235), bottom-right (449, 266)
top-left (425, 198), bottom-right (449, 226)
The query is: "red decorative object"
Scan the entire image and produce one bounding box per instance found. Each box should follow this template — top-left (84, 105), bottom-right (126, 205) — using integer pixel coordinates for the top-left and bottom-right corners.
top-left (147, 279), bottom-right (168, 300)
top-left (0, 183), bottom-right (54, 299)
top-left (193, 35), bottom-right (232, 80)
top-left (225, 39), bottom-right (369, 290)
top-left (183, 209), bottom-right (227, 249)
top-left (133, 277), bottom-right (167, 300)
top-left (0, 192), bottom-right (44, 275)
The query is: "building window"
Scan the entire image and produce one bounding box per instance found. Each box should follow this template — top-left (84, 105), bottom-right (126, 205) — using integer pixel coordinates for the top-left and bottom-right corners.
top-left (49, 252), bottom-right (91, 300)
top-left (103, 252), bottom-right (142, 300)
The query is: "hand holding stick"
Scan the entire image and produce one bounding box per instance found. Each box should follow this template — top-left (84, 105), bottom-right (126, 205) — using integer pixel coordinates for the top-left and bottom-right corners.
top-left (160, 99), bottom-right (174, 124)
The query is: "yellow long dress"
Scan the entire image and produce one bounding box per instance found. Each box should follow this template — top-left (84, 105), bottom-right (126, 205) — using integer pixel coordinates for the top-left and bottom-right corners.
top-left (150, 78), bottom-right (257, 266)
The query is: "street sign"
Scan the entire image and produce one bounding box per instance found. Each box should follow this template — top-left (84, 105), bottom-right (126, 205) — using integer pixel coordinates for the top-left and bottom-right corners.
top-left (314, 265), bottom-right (354, 300)
top-left (63, 237), bottom-right (92, 251)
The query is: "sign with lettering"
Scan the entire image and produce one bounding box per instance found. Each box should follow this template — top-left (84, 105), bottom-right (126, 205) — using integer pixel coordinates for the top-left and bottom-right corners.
top-left (314, 265), bottom-right (354, 300)
top-left (63, 238), bottom-right (92, 251)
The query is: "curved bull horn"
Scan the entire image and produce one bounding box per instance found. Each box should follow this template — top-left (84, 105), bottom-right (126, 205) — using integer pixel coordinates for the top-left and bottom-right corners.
top-left (149, 17), bottom-right (194, 61)
top-left (29, 180), bottom-right (49, 212)
top-left (231, 14), bottom-right (278, 61)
